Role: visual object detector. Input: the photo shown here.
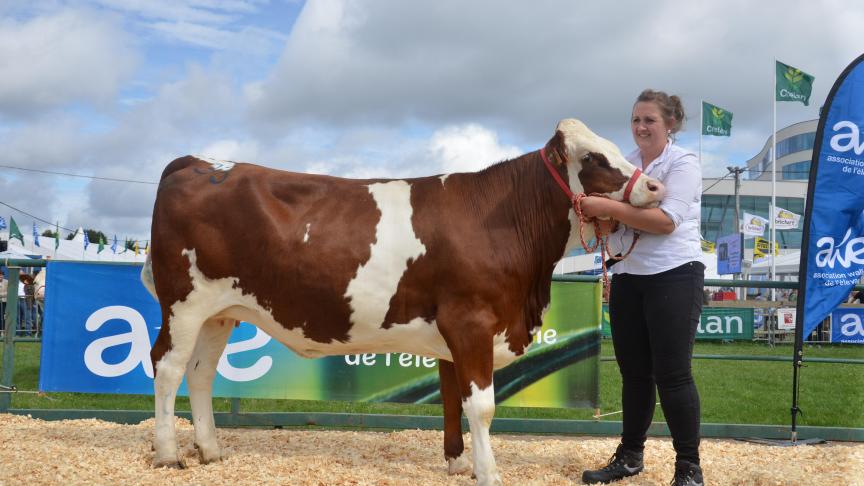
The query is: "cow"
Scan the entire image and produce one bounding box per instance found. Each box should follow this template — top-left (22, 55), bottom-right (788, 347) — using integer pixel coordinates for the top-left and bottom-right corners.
top-left (142, 118), bottom-right (664, 485)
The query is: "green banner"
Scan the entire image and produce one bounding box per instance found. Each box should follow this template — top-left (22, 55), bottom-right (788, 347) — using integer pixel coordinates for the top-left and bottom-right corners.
top-left (223, 281), bottom-right (603, 408)
top-left (702, 101), bottom-right (732, 136)
top-left (601, 305), bottom-right (754, 340)
top-left (776, 60), bottom-right (815, 106)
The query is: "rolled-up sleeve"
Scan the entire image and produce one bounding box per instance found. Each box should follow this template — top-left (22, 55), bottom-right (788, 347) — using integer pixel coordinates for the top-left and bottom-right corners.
top-left (658, 153), bottom-right (701, 228)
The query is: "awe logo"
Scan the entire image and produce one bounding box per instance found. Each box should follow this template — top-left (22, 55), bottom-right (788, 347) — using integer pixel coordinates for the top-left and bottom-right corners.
top-left (838, 312), bottom-right (864, 338)
top-left (814, 228), bottom-right (864, 269)
top-left (830, 120), bottom-right (864, 156)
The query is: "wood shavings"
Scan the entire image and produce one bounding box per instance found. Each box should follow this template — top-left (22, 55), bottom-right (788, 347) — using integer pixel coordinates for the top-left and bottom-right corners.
top-left (0, 414), bottom-right (861, 485)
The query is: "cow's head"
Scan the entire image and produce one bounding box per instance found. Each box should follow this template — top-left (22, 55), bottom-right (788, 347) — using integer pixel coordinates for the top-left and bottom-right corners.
top-left (545, 118), bottom-right (664, 208)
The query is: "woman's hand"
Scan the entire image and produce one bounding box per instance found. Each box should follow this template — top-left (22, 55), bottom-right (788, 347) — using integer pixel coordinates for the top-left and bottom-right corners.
top-left (579, 196), bottom-right (618, 219)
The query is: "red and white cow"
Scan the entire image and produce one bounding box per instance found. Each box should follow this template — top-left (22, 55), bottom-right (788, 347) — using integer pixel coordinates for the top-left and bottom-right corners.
top-left (143, 119), bottom-right (664, 485)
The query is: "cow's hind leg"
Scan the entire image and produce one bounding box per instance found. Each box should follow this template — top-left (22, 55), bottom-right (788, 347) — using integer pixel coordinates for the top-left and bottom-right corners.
top-left (151, 309), bottom-right (206, 468)
top-left (186, 318), bottom-right (234, 464)
top-left (439, 360), bottom-right (471, 475)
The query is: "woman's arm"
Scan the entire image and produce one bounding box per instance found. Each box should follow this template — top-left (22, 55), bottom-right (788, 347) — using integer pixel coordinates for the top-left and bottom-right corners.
top-left (580, 197), bottom-right (675, 234)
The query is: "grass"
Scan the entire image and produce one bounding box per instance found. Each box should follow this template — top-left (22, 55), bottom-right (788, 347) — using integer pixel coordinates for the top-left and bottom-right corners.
top-left (2, 340), bottom-right (862, 428)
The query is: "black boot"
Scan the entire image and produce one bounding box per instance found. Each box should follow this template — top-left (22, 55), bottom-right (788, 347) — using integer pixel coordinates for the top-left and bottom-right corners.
top-left (581, 445), bottom-right (644, 484)
top-left (670, 460), bottom-right (703, 486)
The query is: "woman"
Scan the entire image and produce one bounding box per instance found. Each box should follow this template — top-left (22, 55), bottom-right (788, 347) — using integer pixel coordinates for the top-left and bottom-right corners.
top-left (579, 89), bottom-right (705, 486)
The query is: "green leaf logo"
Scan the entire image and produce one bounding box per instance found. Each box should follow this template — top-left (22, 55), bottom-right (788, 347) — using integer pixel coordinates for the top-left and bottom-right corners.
top-left (785, 67), bottom-right (803, 85)
top-left (711, 107), bottom-right (725, 120)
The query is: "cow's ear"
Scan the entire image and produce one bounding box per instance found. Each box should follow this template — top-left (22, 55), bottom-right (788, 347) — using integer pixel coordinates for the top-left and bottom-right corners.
top-left (547, 130), bottom-right (569, 166)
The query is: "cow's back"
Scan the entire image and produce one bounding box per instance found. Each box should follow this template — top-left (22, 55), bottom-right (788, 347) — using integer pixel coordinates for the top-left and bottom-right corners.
top-left (150, 157), bottom-right (385, 340)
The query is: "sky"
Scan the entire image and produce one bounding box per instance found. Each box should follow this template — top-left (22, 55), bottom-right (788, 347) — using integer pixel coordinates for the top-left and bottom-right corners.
top-left (1, 0), bottom-right (862, 242)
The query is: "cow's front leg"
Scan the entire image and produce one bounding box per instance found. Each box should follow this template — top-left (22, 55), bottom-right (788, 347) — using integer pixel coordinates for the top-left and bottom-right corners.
top-left (439, 360), bottom-right (471, 475)
top-left (451, 346), bottom-right (502, 485)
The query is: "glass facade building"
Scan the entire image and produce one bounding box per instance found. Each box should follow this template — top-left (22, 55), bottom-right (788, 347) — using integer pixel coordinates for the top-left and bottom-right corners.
top-left (701, 194), bottom-right (804, 249)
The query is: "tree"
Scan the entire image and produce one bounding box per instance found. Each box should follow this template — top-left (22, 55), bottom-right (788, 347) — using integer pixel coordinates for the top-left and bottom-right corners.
top-left (85, 229), bottom-right (107, 245)
top-left (42, 229), bottom-right (58, 239)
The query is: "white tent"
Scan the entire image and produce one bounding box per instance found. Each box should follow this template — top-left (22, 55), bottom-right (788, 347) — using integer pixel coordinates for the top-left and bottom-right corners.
top-left (3, 228), bottom-right (146, 263)
top-left (749, 251), bottom-right (801, 275)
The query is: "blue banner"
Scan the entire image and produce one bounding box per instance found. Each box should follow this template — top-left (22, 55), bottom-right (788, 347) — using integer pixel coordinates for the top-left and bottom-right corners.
top-left (800, 55), bottom-right (864, 339)
top-left (831, 308), bottom-right (864, 343)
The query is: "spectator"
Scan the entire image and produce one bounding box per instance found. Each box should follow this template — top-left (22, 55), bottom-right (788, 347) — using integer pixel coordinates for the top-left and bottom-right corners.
top-left (0, 271), bottom-right (6, 333)
top-left (18, 273), bottom-right (36, 336)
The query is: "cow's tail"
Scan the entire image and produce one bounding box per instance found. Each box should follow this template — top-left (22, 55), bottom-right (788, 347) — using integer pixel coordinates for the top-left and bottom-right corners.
top-left (141, 253), bottom-right (158, 302)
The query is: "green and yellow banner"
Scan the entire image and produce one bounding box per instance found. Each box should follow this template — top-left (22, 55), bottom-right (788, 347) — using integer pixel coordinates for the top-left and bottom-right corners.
top-left (702, 101), bottom-right (732, 137)
top-left (776, 60), bottom-right (815, 106)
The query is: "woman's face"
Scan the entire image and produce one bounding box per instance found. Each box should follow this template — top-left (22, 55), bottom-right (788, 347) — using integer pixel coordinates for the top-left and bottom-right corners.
top-left (631, 101), bottom-right (670, 154)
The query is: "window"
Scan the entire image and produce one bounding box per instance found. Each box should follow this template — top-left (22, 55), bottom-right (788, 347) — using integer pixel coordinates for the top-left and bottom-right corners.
top-left (782, 160), bottom-right (810, 180)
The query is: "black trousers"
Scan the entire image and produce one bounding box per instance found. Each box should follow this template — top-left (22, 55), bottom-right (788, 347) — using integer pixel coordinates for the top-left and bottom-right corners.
top-left (609, 261), bottom-right (705, 464)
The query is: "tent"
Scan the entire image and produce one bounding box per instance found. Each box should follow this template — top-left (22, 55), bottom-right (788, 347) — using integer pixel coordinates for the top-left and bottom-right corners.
top-left (3, 228), bottom-right (146, 263)
top-left (749, 251), bottom-right (801, 275)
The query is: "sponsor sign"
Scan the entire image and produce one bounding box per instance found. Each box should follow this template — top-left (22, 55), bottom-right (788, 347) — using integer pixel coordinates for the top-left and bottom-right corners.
top-left (741, 212), bottom-right (769, 237)
top-left (831, 308), bottom-right (864, 343)
top-left (40, 262), bottom-right (601, 408)
top-left (777, 307), bottom-right (797, 330)
top-left (717, 233), bottom-right (743, 275)
top-left (800, 54), bottom-right (864, 339)
top-left (601, 305), bottom-right (753, 340)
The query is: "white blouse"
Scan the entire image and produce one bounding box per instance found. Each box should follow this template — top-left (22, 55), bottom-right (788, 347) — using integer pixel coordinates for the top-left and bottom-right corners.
top-left (607, 142), bottom-right (705, 275)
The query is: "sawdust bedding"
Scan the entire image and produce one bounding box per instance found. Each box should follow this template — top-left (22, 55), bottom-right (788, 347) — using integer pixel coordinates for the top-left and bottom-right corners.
top-left (0, 414), bottom-right (861, 485)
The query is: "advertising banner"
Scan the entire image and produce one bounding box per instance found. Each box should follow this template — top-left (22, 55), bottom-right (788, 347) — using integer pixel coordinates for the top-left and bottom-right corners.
top-left (830, 308), bottom-right (864, 343)
top-left (716, 233), bottom-right (743, 274)
top-left (601, 305), bottom-right (753, 340)
top-left (40, 262), bottom-right (601, 408)
top-left (741, 212), bottom-right (768, 237)
top-left (773, 206), bottom-right (801, 230)
top-left (754, 236), bottom-right (780, 261)
top-left (777, 307), bottom-right (797, 331)
top-left (798, 54), bottom-right (864, 340)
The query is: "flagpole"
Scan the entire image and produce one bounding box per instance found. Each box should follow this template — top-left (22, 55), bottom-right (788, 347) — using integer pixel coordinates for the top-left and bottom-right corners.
top-left (771, 59), bottom-right (778, 301)
top-left (699, 100), bottom-right (703, 167)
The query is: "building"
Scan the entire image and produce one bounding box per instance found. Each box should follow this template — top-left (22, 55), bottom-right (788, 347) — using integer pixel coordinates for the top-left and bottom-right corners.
top-left (701, 119), bottom-right (816, 251)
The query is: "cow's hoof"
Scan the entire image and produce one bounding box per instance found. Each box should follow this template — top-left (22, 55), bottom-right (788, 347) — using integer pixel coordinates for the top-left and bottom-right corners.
top-left (447, 454), bottom-right (472, 475)
top-left (153, 456), bottom-right (187, 469)
top-left (197, 448), bottom-right (222, 465)
top-left (476, 474), bottom-right (503, 486)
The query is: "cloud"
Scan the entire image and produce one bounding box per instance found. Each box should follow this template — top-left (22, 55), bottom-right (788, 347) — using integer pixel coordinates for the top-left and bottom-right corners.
top-left (249, 0), bottom-right (862, 156)
top-left (429, 124), bottom-right (522, 173)
top-left (0, 9), bottom-right (138, 117)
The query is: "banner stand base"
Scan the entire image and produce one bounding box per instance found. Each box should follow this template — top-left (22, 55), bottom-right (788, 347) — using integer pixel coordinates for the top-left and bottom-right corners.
top-left (736, 437), bottom-right (826, 447)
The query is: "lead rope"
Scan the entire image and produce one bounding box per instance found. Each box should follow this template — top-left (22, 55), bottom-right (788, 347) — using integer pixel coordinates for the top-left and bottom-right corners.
top-left (572, 193), bottom-right (639, 301)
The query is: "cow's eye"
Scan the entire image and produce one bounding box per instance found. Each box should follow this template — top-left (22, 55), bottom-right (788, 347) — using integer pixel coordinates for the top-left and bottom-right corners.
top-left (581, 153), bottom-right (591, 163)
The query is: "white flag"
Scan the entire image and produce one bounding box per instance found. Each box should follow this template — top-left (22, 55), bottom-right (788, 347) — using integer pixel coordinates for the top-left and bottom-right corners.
top-left (773, 206), bottom-right (801, 230)
top-left (741, 212), bottom-right (768, 237)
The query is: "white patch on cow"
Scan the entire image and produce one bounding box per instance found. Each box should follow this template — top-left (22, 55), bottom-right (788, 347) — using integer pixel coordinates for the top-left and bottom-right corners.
top-left (492, 331), bottom-right (521, 369)
top-left (152, 241), bottom-right (454, 466)
top-left (463, 382), bottom-right (502, 486)
top-left (448, 452), bottom-right (472, 475)
top-left (556, 118), bottom-right (663, 210)
top-left (193, 155), bottom-right (235, 172)
top-left (344, 180), bottom-right (426, 331)
top-left (303, 223), bottom-right (311, 243)
top-left (439, 173), bottom-right (451, 185)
